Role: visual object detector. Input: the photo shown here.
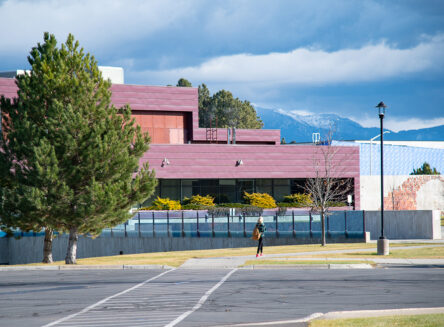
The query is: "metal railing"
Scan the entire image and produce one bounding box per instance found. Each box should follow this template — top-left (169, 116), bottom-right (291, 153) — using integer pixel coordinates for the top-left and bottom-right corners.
top-left (100, 210), bottom-right (365, 239)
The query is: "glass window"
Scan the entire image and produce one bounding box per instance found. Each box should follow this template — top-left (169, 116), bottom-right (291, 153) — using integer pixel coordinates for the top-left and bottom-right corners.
top-left (256, 179), bottom-right (272, 195)
top-left (161, 179), bottom-right (180, 200)
top-left (181, 180), bottom-right (195, 199)
top-left (237, 180), bottom-right (255, 203)
top-left (220, 179), bottom-right (235, 185)
top-left (219, 180), bottom-right (236, 203)
top-left (273, 179), bottom-right (290, 201)
top-left (197, 179), bottom-right (219, 199)
top-left (290, 179), bottom-right (307, 195)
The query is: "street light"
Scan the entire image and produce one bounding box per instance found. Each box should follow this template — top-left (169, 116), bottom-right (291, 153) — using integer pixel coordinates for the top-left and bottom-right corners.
top-left (369, 131), bottom-right (390, 175)
top-left (375, 101), bottom-right (389, 255)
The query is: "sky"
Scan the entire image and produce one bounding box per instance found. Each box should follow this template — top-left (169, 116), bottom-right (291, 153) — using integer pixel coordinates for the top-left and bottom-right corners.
top-left (0, 0), bottom-right (443, 132)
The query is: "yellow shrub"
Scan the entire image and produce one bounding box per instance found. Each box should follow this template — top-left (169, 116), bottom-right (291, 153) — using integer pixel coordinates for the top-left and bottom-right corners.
top-left (148, 197), bottom-right (181, 210)
top-left (183, 195), bottom-right (215, 207)
top-left (283, 193), bottom-right (313, 206)
top-left (243, 192), bottom-right (276, 208)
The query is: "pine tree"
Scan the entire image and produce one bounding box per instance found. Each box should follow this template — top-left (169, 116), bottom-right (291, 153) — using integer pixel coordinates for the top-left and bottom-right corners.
top-left (176, 78), bottom-right (192, 87)
top-left (0, 33), bottom-right (157, 264)
top-left (410, 162), bottom-right (440, 175)
top-left (198, 88), bottom-right (263, 129)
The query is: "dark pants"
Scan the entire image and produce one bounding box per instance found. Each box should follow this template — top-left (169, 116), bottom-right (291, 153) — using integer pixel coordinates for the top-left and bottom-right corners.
top-left (257, 236), bottom-right (264, 254)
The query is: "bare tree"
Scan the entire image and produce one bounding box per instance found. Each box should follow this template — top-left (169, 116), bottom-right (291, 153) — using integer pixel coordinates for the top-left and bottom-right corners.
top-left (305, 132), bottom-right (353, 246)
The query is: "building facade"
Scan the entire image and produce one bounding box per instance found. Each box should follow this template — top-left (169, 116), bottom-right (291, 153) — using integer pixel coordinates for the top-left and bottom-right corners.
top-left (0, 73), bottom-right (361, 208)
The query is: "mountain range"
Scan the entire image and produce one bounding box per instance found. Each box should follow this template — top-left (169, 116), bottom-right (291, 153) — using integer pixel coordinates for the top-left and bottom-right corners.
top-left (255, 107), bottom-right (444, 143)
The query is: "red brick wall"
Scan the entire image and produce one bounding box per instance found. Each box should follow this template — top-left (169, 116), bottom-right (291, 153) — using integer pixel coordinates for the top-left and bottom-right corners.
top-left (385, 175), bottom-right (443, 210)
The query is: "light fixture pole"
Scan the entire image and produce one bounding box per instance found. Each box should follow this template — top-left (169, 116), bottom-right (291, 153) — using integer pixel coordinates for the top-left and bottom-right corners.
top-left (376, 101), bottom-right (389, 255)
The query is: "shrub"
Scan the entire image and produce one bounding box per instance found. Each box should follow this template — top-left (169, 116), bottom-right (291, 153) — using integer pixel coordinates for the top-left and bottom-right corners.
top-left (277, 202), bottom-right (309, 208)
top-left (217, 203), bottom-right (245, 208)
top-left (182, 194), bottom-right (215, 207)
top-left (239, 205), bottom-right (263, 216)
top-left (277, 206), bottom-right (287, 216)
top-left (283, 193), bottom-right (313, 206)
top-left (327, 201), bottom-right (347, 207)
top-left (207, 207), bottom-right (230, 217)
top-left (243, 192), bottom-right (276, 208)
top-left (146, 197), bottom-right (181, 210)
top-left (181, 204), bottom-right (214, 211)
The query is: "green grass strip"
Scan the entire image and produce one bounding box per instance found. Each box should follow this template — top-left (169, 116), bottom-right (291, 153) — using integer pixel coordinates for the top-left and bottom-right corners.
top-left (309, 313), bottom-right (444, 327)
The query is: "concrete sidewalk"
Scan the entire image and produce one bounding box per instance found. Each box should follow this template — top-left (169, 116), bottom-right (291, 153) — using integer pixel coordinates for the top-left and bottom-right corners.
top-left (2, 243), bottom-right (443, 271)
top-left (180, 244), bottom-right (444, 269)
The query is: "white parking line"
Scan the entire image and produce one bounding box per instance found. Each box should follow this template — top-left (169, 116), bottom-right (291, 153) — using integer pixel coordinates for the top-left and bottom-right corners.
top-left (165, 268), bottom-right (238, 327)
top-left (43, 268), bottom-right (238, 327)
top-left (42, 268), bottom-right (175, 327)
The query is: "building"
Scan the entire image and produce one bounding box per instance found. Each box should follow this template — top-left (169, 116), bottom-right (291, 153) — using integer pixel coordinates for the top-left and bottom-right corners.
top-left (0, 68), bottom-right (361, 208)
top-left (333, 141), bottom-right (444, 211)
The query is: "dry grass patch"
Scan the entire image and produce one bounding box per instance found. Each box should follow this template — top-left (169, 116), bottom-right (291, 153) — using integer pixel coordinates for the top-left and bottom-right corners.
top-left (19, 242), bottom-right (431, 267)
top-left (309, 313), bottom-right (444, 327)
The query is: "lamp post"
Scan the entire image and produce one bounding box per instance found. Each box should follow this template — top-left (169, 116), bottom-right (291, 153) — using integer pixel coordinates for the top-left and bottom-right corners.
top-left (369, 131), bottom-right (390, 175)
top-left (376, 101), bottom-right (389, 255)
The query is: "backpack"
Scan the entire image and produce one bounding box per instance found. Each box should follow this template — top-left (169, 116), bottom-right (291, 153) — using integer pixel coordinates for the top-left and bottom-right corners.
top-left (252, 226), bottom-right (260, 240)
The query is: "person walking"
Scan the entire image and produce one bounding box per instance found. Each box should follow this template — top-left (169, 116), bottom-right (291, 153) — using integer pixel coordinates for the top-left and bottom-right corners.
top-left (256, 216), bottom-right (266, 257)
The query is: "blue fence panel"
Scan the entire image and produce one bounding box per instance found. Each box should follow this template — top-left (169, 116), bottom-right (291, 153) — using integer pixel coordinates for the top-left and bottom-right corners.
top-left (2, 210), bottom-right (364, 239)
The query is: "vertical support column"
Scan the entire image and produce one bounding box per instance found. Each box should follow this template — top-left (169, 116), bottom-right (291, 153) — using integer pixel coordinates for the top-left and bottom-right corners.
top-left (309, 211), bottom-right (312, 237)
top-left (124, 221), bottom-right (127, 237)
top-left (197, 211), bottom-right (200, 237)
top-left (275, 213), bottom-right (279, 238)
top-left (243, 213), bottom-right (246, 237)
top-left (167, 211), bottom-right (170, 237)
top-left (212, 214), bottom-right (215, 237)
top-left (227, 213), bottom-right (231, 237)
top-left (363, 210), bottom-right (366, 239)
top-left (327, 215), bottom-right (330, 237)
top-left (138, 212), bottom-right (141, 237)
top-left (292, 211), bottom-right (296, 238)
top-left (181, 211), bottom-right (185, 237)
top-left (152, 211), bottom-right (155, 237)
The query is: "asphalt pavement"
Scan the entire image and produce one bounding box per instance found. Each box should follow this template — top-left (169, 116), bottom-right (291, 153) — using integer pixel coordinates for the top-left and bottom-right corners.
top-left (1, 267), bottom-right (444, 326)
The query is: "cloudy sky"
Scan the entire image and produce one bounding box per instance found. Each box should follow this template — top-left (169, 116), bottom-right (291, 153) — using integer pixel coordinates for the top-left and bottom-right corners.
top-left (1, 0), bottom-right (443, 131)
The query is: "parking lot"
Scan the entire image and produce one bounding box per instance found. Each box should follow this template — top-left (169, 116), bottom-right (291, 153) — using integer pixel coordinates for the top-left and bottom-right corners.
top-left (1, 267), bottom-right (444, 326)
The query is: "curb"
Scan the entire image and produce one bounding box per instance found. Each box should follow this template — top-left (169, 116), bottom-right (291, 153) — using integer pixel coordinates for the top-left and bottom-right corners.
top-left (208, 307), bottom-right (444, 326)
top-left (242, 263), bottom-right (373, 269)
top-left (316, 306), bottom-right (444, 320)
top-left (0, 264), bottom-right (174, 271)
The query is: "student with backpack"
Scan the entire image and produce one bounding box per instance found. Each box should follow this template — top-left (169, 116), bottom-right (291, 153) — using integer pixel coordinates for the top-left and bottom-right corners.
top-left (253, 216), bottom-right (266, 257)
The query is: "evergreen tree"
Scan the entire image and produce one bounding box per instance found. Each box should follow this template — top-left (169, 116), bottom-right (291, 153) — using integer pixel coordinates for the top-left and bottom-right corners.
top-left (176, 78), bottom-right (192, 87)
top-left (0, 33), bottom-right (157, 264)
top-left (198, 83), bottom-right (212, 127)
top-left (410, 162), bottom-right (440, 175)
top-left (198, 87), bottom-right (263, 129)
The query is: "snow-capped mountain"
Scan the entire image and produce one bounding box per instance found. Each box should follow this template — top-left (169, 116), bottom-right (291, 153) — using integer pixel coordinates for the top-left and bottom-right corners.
top-left (255, 107), bottom-right (444, 142)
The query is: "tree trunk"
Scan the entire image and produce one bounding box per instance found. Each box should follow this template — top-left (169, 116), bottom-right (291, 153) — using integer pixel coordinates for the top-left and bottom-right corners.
top-left (321, 211), bottom-right (326, 246)
top-left (65, 227), bottom-right (78, 264)
top-left (42, 228), bottom-right (53, 263)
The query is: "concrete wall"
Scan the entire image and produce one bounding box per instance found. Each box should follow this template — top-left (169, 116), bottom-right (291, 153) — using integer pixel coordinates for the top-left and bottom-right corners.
top-left (4, 235), bottom-right (360, 265)
top-left (361, 175), bottom-right (444, 211)
top-left (2, 210), bottom-right (440, 265)
top-left (364, 210), bottom-right (441, 240)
